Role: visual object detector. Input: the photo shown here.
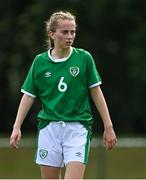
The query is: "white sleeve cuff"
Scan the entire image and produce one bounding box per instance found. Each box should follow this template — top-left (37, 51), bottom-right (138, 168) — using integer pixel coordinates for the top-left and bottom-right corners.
top-left (89, 81), bottom-right (102, 88)
top-left (21, 89), bottom-right (36, 98)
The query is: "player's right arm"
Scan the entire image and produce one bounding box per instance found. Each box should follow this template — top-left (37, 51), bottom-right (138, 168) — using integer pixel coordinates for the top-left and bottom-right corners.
top-left (10, 94), bottom-right (35, 148)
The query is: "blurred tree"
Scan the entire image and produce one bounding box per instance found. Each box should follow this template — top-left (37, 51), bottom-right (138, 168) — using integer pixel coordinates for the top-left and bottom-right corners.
top-left (0, 0), bottom-right (146, 135)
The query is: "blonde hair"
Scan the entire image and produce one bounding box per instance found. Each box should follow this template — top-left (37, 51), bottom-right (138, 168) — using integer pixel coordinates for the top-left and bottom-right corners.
top-left (45, 11), bottom-right (76, 48)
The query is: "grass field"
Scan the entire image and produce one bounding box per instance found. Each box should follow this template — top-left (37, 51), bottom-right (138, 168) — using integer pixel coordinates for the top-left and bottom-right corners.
top-left (0, 146), bottom-right (146, 179)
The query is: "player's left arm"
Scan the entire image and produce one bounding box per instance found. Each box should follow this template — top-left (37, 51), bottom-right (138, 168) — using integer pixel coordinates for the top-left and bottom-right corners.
top-left (90, 85), bottom-right (117, 150)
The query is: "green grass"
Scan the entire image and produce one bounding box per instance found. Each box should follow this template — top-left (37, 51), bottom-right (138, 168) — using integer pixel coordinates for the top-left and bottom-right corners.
top-left (0, 147), bottom-right (146, 178)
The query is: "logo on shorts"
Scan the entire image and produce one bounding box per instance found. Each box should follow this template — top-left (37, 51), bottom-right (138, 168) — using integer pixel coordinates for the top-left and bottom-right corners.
top-left (70, 67), bottom-right (79, 76)
top-left (75, 152), bottom-right (83, 158)
top-left (39, 149), bottom-right (48, 159)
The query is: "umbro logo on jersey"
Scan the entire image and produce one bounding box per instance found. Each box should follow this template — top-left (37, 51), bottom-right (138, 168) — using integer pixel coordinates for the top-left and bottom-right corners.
top-left (70, 66), bottom-right (79, 76)
top-left (44, 71), bottom-right (51, 77)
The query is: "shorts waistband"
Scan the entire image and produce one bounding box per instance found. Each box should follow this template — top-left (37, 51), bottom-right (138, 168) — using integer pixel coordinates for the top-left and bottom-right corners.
top-left (50, 121), bottom-right (66, 127)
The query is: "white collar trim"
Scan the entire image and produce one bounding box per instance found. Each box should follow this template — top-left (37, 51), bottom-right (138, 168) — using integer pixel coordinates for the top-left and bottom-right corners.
top-left (48, 47), bottom-right (73, 63)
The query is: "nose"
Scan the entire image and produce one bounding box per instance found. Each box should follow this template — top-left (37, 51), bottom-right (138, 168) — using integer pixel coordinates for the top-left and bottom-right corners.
top-left (67, 32), bottom-right (73, 39)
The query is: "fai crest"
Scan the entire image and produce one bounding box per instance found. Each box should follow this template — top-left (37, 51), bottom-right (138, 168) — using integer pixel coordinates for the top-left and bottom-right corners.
top-left (70, 66), bottom-right (79, 76)
top-left (39, 149), bottom-right (48, 159)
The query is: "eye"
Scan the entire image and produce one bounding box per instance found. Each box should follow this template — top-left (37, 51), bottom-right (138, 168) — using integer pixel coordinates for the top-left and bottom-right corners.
top-left (62, 30), bottom-right (68, 35)
top-left (61, 30), bottom-right (76, 35)
top-left (71, 30), bottom-right (76, 35)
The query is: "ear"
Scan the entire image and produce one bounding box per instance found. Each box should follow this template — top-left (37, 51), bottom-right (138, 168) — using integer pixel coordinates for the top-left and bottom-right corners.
top-left (49, 31), bottom-right (55, 40)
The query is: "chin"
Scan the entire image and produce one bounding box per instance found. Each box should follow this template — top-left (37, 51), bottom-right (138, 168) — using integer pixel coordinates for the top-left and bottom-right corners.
top-left (64, 45), bottom-right (71, 49)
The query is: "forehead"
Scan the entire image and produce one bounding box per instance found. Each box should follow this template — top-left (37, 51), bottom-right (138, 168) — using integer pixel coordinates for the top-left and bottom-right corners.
top-left (56, 19), bottom-right (76, 30)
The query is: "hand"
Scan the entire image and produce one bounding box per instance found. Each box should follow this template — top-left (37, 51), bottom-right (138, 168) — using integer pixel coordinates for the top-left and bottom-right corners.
top-left (10, 128), bottom-right (21, 149)
top-left (103, 126), bottom-right (117, 150)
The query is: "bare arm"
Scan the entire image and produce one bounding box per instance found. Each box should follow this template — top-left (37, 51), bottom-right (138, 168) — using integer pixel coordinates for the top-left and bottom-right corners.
top-left (90, 85), bottom-right (117, 150)
top-left (10, 94), bottom-right (35, 148)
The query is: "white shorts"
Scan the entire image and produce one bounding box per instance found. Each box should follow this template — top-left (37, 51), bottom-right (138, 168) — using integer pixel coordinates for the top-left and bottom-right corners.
top-left (35, 121), bottom-right (91, 167)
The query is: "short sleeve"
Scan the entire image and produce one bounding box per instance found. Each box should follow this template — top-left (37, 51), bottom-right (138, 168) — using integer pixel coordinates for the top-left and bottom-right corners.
top-left (86, 51), bottom-right (102, 88)
top-left (21, 60), bottom-right (37, 97)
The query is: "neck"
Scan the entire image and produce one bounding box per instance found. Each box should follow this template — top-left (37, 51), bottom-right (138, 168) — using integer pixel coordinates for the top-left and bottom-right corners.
top-left (51, 47), bottom-right (71, 60)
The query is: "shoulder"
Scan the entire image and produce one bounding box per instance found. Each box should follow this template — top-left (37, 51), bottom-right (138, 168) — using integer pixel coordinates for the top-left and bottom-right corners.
top-left (34, 51), bottom-right (48, 61)
top-left (72, 47), bottom-right (93, 60)
top-left (73, 47), bottom-right (91, 56)
top-left (31, 51), bottom-right (48, 67)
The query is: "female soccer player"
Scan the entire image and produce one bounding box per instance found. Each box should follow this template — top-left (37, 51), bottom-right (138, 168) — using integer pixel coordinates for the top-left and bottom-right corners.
top-left (10, 11), bottom-right (117, 179)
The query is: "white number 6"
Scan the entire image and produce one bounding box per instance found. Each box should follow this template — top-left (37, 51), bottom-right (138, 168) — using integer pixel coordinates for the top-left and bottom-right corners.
top-left (58, 77), bottom-right (67, 92)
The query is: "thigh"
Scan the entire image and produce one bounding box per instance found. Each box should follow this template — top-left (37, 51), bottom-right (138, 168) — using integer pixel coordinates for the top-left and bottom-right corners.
top-left (40, 165), bottom-right (61, 179)
top-left (64, 161), bottom-right (85, 179)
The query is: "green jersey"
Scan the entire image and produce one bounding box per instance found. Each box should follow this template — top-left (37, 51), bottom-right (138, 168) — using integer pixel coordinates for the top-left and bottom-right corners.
top-left (21, 47), bottom-right (102, 132)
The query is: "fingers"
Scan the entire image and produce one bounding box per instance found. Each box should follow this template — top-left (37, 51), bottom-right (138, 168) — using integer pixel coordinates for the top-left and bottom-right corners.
top-left (10, 137), bottom-right (19, 148)
top-left (104, 138), bottom-right (117, 150)
top-left (103, 128), bottom-right (117, 150)
top-left (10, 134), bottom-right (21, 149)
top-left (10, 128), bottom-right (21, 149)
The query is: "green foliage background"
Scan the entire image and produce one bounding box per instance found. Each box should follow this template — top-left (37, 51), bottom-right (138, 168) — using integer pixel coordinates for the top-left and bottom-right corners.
top-left (0, 0), bottom-right (146, 134)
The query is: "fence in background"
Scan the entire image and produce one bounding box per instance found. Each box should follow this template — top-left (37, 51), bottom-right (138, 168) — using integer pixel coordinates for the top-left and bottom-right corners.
top-left (1, 137), bottom-right (146, 148)
top-left (0, 136), bottom-right (146, 178)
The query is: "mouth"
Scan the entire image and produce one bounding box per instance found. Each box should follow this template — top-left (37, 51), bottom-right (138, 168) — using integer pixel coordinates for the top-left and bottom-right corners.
top-left (66, 41), bottom-right (72, 45)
